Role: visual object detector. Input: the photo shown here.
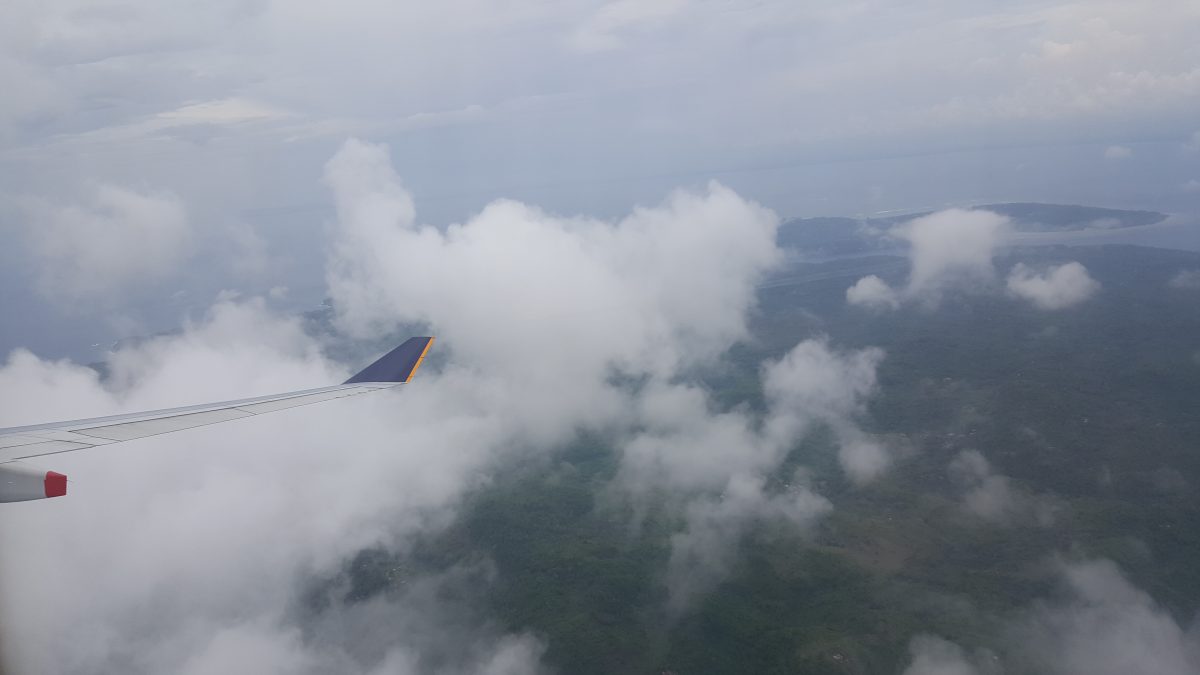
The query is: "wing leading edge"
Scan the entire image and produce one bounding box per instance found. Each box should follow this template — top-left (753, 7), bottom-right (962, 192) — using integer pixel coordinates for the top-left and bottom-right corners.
top-left (0, 336), bottom-right (434, 502)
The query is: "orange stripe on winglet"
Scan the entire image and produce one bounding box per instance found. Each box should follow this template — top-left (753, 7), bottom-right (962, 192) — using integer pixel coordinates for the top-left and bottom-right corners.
top-left (405, 337), bottom-right (435, 382)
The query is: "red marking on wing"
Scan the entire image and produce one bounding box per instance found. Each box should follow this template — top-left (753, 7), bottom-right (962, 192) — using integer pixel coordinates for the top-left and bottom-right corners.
top-left (44, 471), bottom-right (67, 498)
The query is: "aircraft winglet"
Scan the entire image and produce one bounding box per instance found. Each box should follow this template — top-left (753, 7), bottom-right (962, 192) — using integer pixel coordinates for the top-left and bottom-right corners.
top-left (343, 336), bottom-right (435, 384)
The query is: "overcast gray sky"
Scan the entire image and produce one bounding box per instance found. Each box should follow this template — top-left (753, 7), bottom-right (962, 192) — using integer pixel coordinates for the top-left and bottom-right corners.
top-left (1, 0), bottom-right (1199, 357)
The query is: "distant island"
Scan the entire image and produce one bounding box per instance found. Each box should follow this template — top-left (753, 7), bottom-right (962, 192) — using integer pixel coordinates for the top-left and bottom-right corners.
top-left (778, 203), bottom-right (1168, 257)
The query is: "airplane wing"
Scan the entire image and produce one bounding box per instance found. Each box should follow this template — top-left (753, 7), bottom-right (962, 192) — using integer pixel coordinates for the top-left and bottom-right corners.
top-left (0, 336), bottom-right (434, 503)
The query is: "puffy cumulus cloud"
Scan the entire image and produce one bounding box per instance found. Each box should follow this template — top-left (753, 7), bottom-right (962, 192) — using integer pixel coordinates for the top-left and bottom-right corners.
top-left (617, 382), bottom-right (773, 498)
top-left (325, 139), bottom-right (781, 435)
top-left (0, 348), bottom-right (120, 426)
top-left (1104, 145), bottom-right (1133, 160)
top-left (617, 338), bottom-right (886, 612)
top-left (327, 138), bottom-right (895, 614)
top-left (835, 432), bottom-right (892, 485)
top-left (901, 634), bottom-right (998, 675)
top-left (847, 209), bottom-right (1010, 310)
top-left (324, 139), bottom-right (892, 614)
top-left (948, 450), bottom-right (1020, 524)
top-left (761, 339), bottom-right (887, 483)
top-left (100, 298), bottom-right (343, 405)
top-left (948, 450), bottom-right (1059, 526)
top-left (0, 139), bottom-right (890, 668)
top-left (664, 474), bottom-right (831, 614)
top-left (1169, 269), bottom-right (1200, 289)
top-left (1006, 262), bottom-right (1100, 310)
top-left (899, 209), bottom-right (1009, 300)
top-left (1009, 559), bottom-right (1200, 675)
top-left (846, 211), bottom-right (1102, 313)
top-left (20, 184), bottom-right (190, 303)
top-left (846, 274), bottom-right (899, 310)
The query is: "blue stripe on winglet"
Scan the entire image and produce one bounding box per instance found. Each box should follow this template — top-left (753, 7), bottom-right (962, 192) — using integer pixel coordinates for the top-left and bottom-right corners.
top-left (343, 337), bottom-right (435, 384)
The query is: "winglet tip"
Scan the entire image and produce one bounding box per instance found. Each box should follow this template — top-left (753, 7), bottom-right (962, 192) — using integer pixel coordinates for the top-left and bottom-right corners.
top-left (404, 336), bottom-right (435, 383)
top-left (344, 336), bottom-right (436, 384)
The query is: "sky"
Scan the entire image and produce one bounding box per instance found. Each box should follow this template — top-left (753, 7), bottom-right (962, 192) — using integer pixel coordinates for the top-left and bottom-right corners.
top-left (1, 0), bottom-right (1200, 359)
top-left (1, 1), bottom-right (1200, 673)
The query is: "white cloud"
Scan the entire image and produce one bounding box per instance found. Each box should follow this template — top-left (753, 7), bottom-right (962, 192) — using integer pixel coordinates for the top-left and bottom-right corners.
top-left (846, 274), bottom-right (899, 310)
top-left (1169, 269), bottom-right (1200, 289)
top-left (326, 139), bottom-right (890, 619)
top-left (618, 382), bottom-right (772, 497)
top-left (910, 559), bottom-right (1200, 675)
top-left (324, 138), bottom-right (781, 388)
top-left (949, 450), bottom-right (1016, 523)
top-left (1183, 179), bottom-right (1200, 193)
top-left (20, 183), bottom-right (190, 302)
top-left (948, 450), bottom-right (1058, 526)
top-left (158, 98), bottom-right (286, 126)
top-left (611, 338), bottom-right (886, 612)
top-left (900, 209), bottom-right (1009, 299)
top-left (836, 433), bottom-right (892, 485)
top-left (56, 98), bottom-right (290, 148)
top-left (761, 338), bottom-right (885, 457)
top-left (846, 213), bottom-right (1101, 312)
top-left (1010, 559), bottom-right (1200, 675)
top-left (1104, 145), bottom-right (1133, 159)
top-left (0, 348), bottom-right (120, 424)
top-left (175, 621), bottom-right (317, 675)
top-left (846, 208), bottom-right (1010, 310)
top-left (665, 474), bottom-right (830, 614)
top-left (1007, 262), bottom-right (1100, 310)
top-left (614, 336), bottom-right (886, 611)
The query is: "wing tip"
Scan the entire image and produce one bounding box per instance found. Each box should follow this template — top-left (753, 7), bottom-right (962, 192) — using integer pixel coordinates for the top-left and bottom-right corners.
top-left (344, 336), bottom-right (436, 384)
top-left (404, 336), bottom-right (435, 383)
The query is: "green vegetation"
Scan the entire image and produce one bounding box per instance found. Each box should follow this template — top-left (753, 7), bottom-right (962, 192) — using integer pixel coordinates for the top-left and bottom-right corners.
top-left (321, 244), bottom-right (1200, 673)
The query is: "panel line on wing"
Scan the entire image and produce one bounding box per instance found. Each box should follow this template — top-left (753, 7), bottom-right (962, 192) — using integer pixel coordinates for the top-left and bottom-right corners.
top-left (74, 409), bottom-right (256, 442)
